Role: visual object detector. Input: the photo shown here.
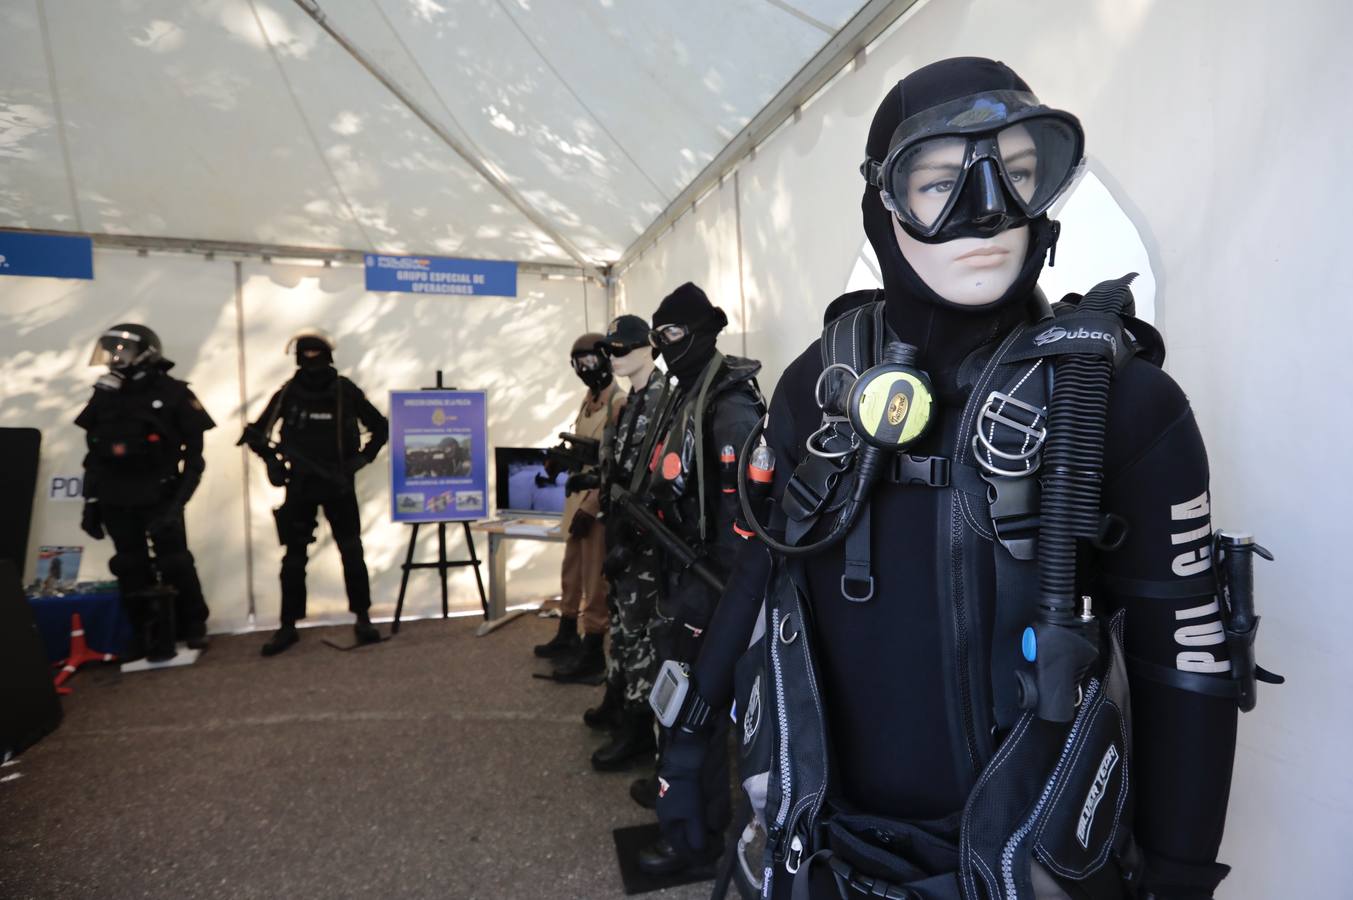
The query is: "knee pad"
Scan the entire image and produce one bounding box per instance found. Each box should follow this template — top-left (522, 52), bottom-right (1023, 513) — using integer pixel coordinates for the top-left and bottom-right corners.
top-left (108, 553), bottom-right (148, 581)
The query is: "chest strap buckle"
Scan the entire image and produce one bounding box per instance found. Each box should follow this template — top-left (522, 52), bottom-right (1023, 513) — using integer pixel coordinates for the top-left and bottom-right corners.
top-left (889, 454), bottom-right (950, 487)
top-left (982, 471), bottom-right (1040, 561)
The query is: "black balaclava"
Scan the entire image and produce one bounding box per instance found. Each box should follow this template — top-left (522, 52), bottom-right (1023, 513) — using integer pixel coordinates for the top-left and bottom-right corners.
top-left (864, 57), bottom-right (1060, 394)
top-left (571, 332), bottom-right (613, 394)
top-left (652, 282), bottom-right (728, 383)
top-left (295, 336), bottom-right (337, 389)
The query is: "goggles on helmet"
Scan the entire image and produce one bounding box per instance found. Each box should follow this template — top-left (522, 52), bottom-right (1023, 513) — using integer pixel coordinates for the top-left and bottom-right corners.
top-left (571, 351), bottom-right (604, 373)
top-left (860, 91), bottom-right (1084, 242)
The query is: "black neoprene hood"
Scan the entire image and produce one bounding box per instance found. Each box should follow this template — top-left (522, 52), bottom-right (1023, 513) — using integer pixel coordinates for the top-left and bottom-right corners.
top-left (860, 57), bottom-right (1064, 390)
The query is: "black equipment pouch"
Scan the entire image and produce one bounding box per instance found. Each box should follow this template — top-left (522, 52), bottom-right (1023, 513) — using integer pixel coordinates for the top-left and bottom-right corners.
top-left (762, 561), bottom-right (832, 891)
top-left (734, 605), bottom-right (773, 827)
top-left (959, 611), bottom-right (1135, 900)
top-left (272, 504), bottom-right (316, 547)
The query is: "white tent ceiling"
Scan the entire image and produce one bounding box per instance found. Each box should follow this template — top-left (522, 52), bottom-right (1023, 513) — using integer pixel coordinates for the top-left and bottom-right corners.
top-left (0, 0), bottom-right (873, 268)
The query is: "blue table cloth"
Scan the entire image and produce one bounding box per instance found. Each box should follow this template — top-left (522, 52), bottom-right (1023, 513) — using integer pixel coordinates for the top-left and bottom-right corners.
top-left (27, 591), bottom-right (130, 661)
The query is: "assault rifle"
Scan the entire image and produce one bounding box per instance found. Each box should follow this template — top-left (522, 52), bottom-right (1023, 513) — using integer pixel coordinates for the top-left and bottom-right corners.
top-left (237, 424), bottom-right (347, 488)
top-left (608, 482), bottom-right (725, 595)
top-left (545, 432), bottom-right (600, 475)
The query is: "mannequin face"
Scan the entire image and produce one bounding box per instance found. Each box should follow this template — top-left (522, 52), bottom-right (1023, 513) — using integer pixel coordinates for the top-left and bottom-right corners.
top-left (610, 348), bottom-right (652, 380)
top-left (893, 214), bottom-right (1029, 306)
top-left (890, 123), bottom-right (1035, 306)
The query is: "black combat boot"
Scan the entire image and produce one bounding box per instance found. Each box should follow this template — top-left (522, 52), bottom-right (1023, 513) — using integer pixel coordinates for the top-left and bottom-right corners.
top-left (261, 623), bottom-right (299, 657)
top-left (182, 620), bottom-right (209, 651)
top-left (583, 680), bottom-right (625, 730)
top-left (552, 632), bottom-right (605, 681)
top-left (591, 709), bottom-right (657, 771)
top-left (353, 612), bottom-right (381, 645)
top-left (534, 615), bottom-right (579, 658)
top-left (630, 772), bottom-right (658, 809)
top-left (637, 836), bottom-right (721, 877)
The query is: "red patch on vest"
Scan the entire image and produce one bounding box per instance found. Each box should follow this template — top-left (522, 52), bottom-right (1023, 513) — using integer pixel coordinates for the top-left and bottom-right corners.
top-left (112, 443), bottom-right (127, 457)
top-left (661, 452), bottom-right (682, 481)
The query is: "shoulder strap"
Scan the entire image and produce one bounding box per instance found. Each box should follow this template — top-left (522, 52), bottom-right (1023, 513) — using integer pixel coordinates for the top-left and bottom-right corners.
top-left (692, 351), bottom-right (726, 542)
top-left (627, 377), bottom-right (676, 495)
top-left (820, 301), bottom-right (886, 597)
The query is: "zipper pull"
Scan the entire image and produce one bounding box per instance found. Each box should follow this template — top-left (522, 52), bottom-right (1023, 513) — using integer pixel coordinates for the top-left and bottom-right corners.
top-left (785, 834), bottom-right (804, 874)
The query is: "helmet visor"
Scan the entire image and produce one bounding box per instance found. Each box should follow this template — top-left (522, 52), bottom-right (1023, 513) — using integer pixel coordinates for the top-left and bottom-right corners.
top-left (89, 330), bottom-right (147, 369)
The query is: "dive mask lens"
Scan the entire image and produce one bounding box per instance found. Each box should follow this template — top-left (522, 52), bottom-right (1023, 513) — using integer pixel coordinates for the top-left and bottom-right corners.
top-left (604, 341), bottom-right (636, 359)
top-left (994, 116), bottom-right (1081, 215)
top-left (888, 135), bottom-right (969, 233)
top-left (873, 91), bottom-right (1084, 239)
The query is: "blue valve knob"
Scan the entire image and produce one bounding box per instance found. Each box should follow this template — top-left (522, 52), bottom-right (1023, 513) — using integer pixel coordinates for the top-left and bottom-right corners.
top-left (1021, 626), bottom-right (1037, 662)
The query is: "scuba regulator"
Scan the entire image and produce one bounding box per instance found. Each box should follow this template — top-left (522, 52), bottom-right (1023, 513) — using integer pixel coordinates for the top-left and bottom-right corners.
top-left (735, 341), bottom-right (936, 557)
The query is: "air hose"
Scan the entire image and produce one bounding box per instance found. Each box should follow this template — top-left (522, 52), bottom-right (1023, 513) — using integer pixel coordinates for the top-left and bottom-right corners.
top-left (1019, 274), bottom-right (1136, 722)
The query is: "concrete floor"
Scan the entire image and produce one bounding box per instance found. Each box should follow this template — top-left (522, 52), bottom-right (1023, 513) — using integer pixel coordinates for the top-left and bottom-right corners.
top-left (0, 613), bottom-right (713, 900)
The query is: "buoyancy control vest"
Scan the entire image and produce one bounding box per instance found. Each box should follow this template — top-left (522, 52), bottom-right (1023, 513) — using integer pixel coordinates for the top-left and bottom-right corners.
top-left (737, 276), bottom-right (1245, 899)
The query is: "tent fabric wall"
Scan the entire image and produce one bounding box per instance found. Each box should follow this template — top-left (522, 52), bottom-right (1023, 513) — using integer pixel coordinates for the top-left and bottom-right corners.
top-left (1, 249), bottom-right (604, 633)
top-left (0, 0), bottom-right (873, 264)
top-left (612, 1), bottom-right (1351, 896)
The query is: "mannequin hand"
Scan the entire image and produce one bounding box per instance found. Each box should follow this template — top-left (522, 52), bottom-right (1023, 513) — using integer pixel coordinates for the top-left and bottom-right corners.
top-left (80, 501), bottom-right (105, 540)
top-left (565, 471), bottom-right (599, 496)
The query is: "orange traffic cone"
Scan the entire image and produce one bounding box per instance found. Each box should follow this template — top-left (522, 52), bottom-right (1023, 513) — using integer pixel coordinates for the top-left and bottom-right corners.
top-left (52, 613), bottom-right (118, 694)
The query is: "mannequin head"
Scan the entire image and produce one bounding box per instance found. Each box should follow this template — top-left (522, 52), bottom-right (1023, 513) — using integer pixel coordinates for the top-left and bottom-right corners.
top-left (601, 314), bottom-right (658, 387)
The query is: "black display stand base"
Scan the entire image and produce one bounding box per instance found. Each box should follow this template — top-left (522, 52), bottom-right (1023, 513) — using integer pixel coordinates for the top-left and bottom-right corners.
top-left (612, 822), bottom-right (717, 896)
top-left (391, 520), bottom-right (488, 634)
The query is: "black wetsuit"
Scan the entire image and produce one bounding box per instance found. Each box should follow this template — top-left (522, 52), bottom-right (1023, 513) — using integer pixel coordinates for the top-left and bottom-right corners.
top-left (694, 320), bottom-right (1238, 895)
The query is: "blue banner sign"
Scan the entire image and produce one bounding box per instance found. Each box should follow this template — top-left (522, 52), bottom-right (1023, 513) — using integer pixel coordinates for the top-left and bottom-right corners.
top-left (389, 390), bottom-right (489, 523)
top-left (364, 253), bottom-right (516, 297)
top-left (0, 231), bottom-right (93, 280)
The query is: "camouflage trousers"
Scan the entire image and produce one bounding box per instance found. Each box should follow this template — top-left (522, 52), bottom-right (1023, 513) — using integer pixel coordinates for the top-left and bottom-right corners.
top-left (605, 543), bottom-right (661, 714)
